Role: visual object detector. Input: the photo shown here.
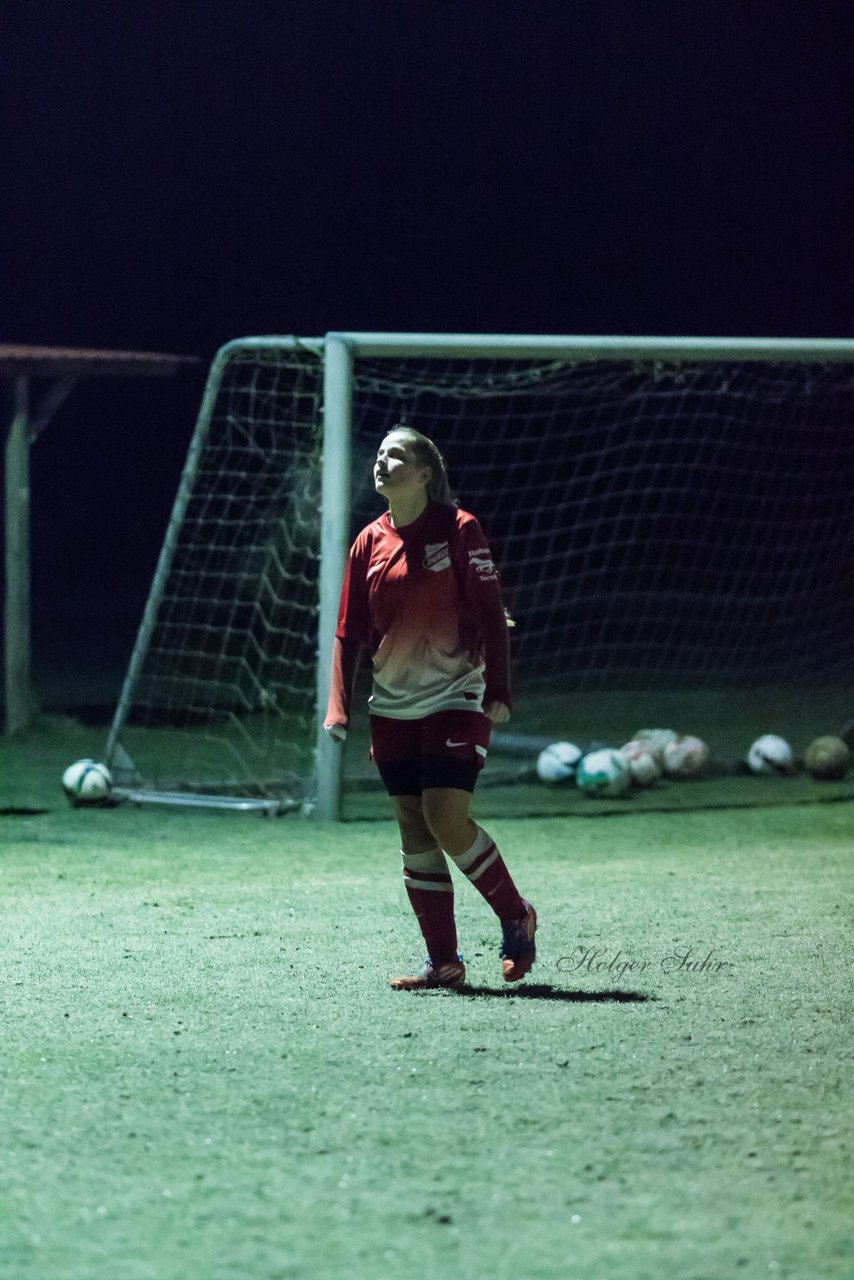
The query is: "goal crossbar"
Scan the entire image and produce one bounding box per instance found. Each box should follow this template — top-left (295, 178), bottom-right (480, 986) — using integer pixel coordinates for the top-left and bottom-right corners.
top-left (229, 333), bottom-right (854, 361)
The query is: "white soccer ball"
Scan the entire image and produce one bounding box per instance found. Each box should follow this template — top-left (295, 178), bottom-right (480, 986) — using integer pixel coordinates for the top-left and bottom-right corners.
top-left (631, 728), bottom-right (679, 765)
top-left (576, 748), bottom-right (632, 798)
top-left (536, 741), bottom-right (583, 784)
top-left (619, 740), bottom-right (662, 787)
top-left (747, 734), bottom-right (794, 776)
top-left (663, 734), bottom-right (710, 778)
top-left (62, 759), bottom-right (113, 805)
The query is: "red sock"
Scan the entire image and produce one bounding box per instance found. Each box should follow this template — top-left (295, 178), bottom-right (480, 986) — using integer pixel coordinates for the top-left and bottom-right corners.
top-left (446, 826), bottom-right (525, 923)
top-left (401, 847), bottom-right (459, 965)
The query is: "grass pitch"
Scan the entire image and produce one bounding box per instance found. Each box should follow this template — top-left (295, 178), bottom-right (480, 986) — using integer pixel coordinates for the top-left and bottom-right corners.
top-left (0, 720), bottom-right (851, 1280)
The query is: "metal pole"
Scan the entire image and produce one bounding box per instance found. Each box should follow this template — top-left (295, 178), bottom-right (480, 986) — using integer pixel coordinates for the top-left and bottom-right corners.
top-left (314, 336), bottom-right (353, 820)
top-left (234, 332), bottom-right (854, 362)
top-left (325, 332), bottom-right (854, 362)
top-left (4, 376), bottom-right (33, 735)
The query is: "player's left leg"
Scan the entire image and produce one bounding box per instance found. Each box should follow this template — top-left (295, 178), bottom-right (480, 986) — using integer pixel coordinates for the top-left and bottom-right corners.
top-left (422, 788), bottom-right (537, 982)
top-left (419, 711), bottom-right (537, 983)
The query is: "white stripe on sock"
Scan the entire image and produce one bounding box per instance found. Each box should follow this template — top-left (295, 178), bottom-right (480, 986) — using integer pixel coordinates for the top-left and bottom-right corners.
top-left (401, 846), bottom-right (447, 874)
top-left (463, 845), bottom-right (500, 882)
top-left (402, 876), bottom-right (454, 893)
top-left (445, 824), bottom-right (493, 873)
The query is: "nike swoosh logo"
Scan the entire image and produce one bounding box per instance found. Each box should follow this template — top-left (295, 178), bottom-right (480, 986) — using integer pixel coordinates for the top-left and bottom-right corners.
top-left (446, 739), bottom-right (469, 748)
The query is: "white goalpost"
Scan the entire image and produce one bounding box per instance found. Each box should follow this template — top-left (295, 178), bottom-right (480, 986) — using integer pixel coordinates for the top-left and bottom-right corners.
top-left (105, 332), bottom-right (854, 819)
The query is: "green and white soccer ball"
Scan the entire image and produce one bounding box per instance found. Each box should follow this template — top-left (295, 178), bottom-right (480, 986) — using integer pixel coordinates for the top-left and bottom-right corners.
top-left (536, 741), bottom-right (583, 784)
top-left (62, 759), bottom-right (113, 805)
top-left (576, 748), bottom-right (632, 798)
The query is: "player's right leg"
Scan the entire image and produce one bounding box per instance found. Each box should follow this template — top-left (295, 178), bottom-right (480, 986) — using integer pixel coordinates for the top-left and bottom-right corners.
top-left (368, 714), bottom-right (464, 989)
top-left (389, 795), bottom-right (465, 990)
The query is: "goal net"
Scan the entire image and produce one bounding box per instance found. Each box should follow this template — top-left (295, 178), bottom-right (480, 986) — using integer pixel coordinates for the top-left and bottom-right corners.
top-left (105, 334), bottom-right (854, 817)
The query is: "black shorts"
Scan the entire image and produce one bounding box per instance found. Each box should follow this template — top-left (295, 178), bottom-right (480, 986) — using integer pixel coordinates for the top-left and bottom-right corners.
top-left (369, 710), bottom-right (491, 796)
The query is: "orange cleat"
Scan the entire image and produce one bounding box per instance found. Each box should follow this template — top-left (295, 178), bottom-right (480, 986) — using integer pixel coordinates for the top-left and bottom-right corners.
top-left (390, 958), bottom-right (466, 991)
top-left (500, 902), bottom-right (537, 982)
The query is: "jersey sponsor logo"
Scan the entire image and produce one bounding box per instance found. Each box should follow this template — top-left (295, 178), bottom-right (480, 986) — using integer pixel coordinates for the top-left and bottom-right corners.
top-left (468, 547), bottom-right (498, 581)
top-left (424, 541), bottom-right (451, 572)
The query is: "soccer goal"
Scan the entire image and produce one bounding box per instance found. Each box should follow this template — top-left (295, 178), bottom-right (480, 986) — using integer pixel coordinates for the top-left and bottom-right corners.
top-left (105, 333), bottom-right (854, 818)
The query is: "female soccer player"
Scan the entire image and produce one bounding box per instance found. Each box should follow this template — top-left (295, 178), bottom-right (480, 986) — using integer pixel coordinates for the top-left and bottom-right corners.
top-left (324, 426), bottom-right (537, 990)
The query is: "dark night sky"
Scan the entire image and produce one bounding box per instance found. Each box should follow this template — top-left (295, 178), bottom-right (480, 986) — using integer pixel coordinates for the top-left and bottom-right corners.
top-left (1, 0), bottom-right (853, 704)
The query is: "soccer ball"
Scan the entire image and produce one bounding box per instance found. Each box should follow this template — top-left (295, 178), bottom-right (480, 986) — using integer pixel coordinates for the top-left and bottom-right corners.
top-left (804, 735), bottom-right (850, 780)
top-left (631, 728), bottom-right (678, 765)
top-left (663, 735), bottom-right (710, 778)
top-left (619, 740), bottom-right (662, 787)
top-left (747, 734), bottom-right (794, 776)
top-left (62, 759), bottom-right (113, 805)
top-left (536, 741), bottom-right (583, 784)
top-left (576, 748), bottom-right (632, 798)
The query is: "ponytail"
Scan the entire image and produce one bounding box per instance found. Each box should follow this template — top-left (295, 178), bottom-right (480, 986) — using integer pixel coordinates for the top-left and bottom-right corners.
top-left (390, 426), bottom-right (459, 507)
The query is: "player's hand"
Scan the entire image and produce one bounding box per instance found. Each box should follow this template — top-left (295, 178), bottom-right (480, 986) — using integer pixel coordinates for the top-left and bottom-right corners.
top-left (324, 723), bottom-right (347, 743)
top-left (484, 701), bottom-right (511, 724)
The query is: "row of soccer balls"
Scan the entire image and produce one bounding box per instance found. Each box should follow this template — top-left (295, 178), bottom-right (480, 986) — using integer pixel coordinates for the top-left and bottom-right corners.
top-left (61, 730), bottom-right (853, 806)
top-left (536, 729), bottom-right (851, 797)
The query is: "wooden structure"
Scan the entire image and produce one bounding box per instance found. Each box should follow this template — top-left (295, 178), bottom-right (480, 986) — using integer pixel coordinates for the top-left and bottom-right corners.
top-left (1, 344), bottom-right (198, 735)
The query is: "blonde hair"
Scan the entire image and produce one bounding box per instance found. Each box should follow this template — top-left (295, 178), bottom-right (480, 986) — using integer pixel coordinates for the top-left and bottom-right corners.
top-left (386, 425), bottom-right (515, 626)
top-left (387, 425), bottom-right (459, 507)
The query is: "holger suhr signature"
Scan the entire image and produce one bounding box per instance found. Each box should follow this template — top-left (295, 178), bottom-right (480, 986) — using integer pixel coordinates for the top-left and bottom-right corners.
top-left (557, 945), bottom-right (733, 979)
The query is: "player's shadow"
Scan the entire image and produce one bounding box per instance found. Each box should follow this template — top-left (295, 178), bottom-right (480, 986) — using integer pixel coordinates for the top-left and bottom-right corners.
top-left (453, 983), bottom-right (651, 1003)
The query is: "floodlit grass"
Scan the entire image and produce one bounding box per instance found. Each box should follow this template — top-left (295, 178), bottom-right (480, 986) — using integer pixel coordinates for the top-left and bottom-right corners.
top-left (0, 720), bottom-right (851, 1279)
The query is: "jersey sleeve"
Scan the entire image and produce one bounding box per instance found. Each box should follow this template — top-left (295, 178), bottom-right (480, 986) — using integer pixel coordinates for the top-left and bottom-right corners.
top-left (455, 516), bottom-right (512, 708)
top-left (324, 535), bottom-right (371, 729)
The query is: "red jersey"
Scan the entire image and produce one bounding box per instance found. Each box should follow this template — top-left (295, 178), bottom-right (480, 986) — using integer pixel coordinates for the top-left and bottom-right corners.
top-left (325, 502), bottom-right (511, 726)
